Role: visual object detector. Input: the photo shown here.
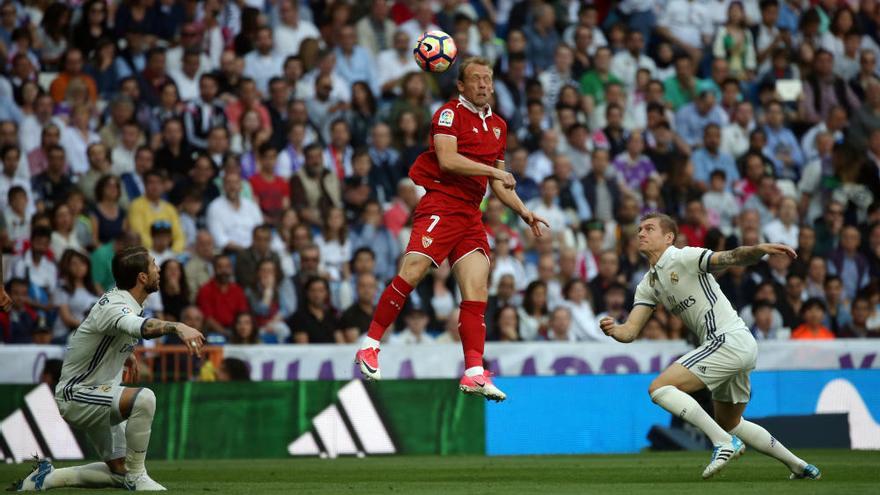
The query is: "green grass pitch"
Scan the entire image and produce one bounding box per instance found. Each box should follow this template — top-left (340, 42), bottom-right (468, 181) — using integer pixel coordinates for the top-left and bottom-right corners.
top-left (3, 449), bottom-right (878, 494)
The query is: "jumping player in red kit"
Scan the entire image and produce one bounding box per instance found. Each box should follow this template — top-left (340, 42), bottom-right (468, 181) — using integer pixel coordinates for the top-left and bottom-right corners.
top-left (355, 57), bottom-right (549, 401)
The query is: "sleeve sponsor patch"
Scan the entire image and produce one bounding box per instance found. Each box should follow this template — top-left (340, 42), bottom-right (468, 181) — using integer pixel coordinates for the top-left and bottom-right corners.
top-left (438, 109), bottom-right (454, 127)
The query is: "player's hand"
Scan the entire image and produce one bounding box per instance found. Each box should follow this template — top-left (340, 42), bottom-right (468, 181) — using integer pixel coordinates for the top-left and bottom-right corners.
top-left (124, 354), bottom-right (140, 383)
top-left (0, 288), bottom-right (11, 312)
top-left (494, 170), bottom-right (516, 189)
top-left (599, 317), bottom-right (617, 337)
top-left (758, 243), bottom-right (797, 260)
top-left (521, 210), bottom-right (550, 237)
top-left (176, 324), bottom-right (206, 357)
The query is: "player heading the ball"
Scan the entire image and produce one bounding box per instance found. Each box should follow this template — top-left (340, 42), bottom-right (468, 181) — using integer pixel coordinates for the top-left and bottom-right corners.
top-left (600, 213), bottom-right (820, 480)
top-left (355, 57), bottom-right (549, 401)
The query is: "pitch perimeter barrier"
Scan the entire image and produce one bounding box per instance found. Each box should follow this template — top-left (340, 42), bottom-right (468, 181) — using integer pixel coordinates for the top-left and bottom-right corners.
top-left (2, 340), bottom-right (879, 383)
top-left (0, 370), bottom-right (878, 462)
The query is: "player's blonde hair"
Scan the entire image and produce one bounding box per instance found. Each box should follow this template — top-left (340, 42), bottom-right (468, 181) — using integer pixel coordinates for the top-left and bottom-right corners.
top-left (457, 56), bottom-right (493, 82)
top-left (640, 212), bottom-right (679, 239)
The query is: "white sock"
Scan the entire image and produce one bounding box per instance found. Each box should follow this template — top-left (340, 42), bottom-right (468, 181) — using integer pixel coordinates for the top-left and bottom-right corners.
top-left (730, 419), bottom-right (806, 473)
top-left (43, 463), bottom-right (122, 488)
top-left (125, 388), bottom-right (156, 477)
top-left (465, 366), bottom-right (484, 377)
top-left (360, 336), bottom-right (380, 350)
top-left (651, 385), bottom-right (732, 445)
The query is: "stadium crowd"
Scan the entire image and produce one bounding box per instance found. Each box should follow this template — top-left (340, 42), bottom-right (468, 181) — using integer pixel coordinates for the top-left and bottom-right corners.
top-left (1, 0), bottom-right (879, 347)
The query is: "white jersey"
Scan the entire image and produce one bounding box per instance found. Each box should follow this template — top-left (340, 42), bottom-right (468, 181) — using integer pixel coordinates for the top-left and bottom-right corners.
top-left (56, 288), bottom-right (147, 404)
top-left (634, 246), bottom-right (747, 344)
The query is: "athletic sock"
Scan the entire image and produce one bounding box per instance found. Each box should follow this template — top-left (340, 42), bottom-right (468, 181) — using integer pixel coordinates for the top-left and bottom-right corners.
top-left (43, 463), bottom-right (122, 488)
top-left (650, 385), bottom-right (732, 445)
top-left (730, 419), bottom-right (806, 473)
top-left (465, 366), bottom-right (484, 377)
top-left (363, 276), bottom-right (413, 346)
top-left (459, 300), bottom-right (488, 371)
top-left (125, 389), bottom-right (157, 478)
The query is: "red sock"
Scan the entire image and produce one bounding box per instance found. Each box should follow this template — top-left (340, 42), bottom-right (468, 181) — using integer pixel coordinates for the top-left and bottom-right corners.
top-left (458, 300), bottom-right (488, 370)
top-left (366, 275), bottom-right (414, 340)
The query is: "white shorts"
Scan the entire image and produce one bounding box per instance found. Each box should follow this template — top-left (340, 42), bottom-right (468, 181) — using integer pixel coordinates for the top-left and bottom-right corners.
top-left (676, 329), bottom-right (758, 404)
top-left (56, 384), bottom-right (127, 461)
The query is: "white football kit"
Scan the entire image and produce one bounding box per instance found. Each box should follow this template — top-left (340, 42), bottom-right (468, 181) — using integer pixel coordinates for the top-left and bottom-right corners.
top-left (634, 246), bottom-right (758, 403)
top-left (55, 288), bottom-right (147, 460)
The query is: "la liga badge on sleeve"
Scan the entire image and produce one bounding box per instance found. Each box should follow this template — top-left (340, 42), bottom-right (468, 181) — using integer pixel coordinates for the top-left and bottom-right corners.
top-left (493, 127), bottom-right (501, 139)
top-left (438, 109), bottom-right (454, 127)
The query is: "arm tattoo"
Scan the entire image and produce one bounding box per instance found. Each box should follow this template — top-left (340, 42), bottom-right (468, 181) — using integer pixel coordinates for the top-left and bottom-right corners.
top-left (712, 246), bottom-right (765, 268)
top-left (141, 319), bottom-right (178, 340)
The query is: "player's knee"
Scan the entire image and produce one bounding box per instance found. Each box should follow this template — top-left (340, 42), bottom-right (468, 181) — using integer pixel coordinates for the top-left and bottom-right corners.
top-left (133, 388), bottom-right (156, 418)
top-left (648, 381), bottom-right (675, 399)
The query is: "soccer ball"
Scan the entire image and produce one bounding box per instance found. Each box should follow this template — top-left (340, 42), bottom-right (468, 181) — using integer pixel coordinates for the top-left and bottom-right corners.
top-left (413, 31), bottom-right (457, 73)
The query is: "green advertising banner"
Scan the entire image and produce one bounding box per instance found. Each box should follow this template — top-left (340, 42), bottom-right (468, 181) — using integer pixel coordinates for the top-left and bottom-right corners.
top-left (0, 380), bottom-right (485, 462)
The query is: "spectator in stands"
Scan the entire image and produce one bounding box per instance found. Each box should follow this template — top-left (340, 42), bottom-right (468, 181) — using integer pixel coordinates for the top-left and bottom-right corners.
top-left (828, 226), bottom-right (872, 302)
top-left (702, 170), bottom-right (740, 236)
top-left (840, 295), bottom-right (880, 338)
top-left (762, 196), bottom-right (799, 249)
top-left (206, 170), bottom-right (263, 252)
top-left (291, 143), bottom-right (342, 227)
top-left (288, 276), bottom-right (338, 344)
top-left (589, 251), bottom-right (628, 314)
top-left (491, 305), bottom-right (519, 342)
top-left (27, 124), bottom-right (63, 178)
top-left (51, 250), bottom-right (99, 343)
top-left (49, 48), bottom-right (97, 104)
top-left (249, 143), bottom-right (289, 224)
top-left (527, 176), bottom-right (568, 234)
top-left (245, 259), bottom-right (293, 344)
top-left (693, 124), bottom-right (739, 192)
top-left (197, 253), bottom-right (249, 337)
top-left (579, 46), bottom-right (620, 107)
top-left (338, 272), bottom-right (378, 343)
top-left (390, 305), bottom-right (434, 344)
top-left (762, 100), bottom-right (804, 180)
top-left (230, 312), bottom-right (258, 344)
top-left (612, 132), bottom-right (656, 197)
top-left (183, 230), bottom-right (213, 300)
top-left (156, 258), bottom-right (188, 323)
top-left (235, 224), bottom-right (280, 290)
top-left (154, 118), bottom-right (194, 180)
top-left (676, 91), bottom-right (728, 148)
top-left (12, 226), bottom-right (56, 319)
top-left (721, 101), bottom-right (755, 160)
top-left (800, 49), bottom-right (859, 126)
top-left (791, 298), bottom-right (835, 340)
top-left (77, 142), bottom-right (110, 205)
top-left (823, 275), bottom-right (852, 335)
top-left (183, 74), bottom-right (227, 151)
top-left (128, 169), bottom-right (185, 253)
top-left (350, 200), bottom-right (399, 282)
top-left (0, 278), bottom-right (38, 343)
top-left (749, 299), bottom-right (784, 340)
top-left (216, 357), bottom-right (252, 381)
top-left (547, 306), bottom-right (574, 341)
top-left (562, 278), bottom-right (603, 342)
top-left (595, 282), bottom-right (629, 328)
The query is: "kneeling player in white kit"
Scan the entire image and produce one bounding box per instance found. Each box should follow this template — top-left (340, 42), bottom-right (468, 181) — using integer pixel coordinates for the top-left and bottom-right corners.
top-left (14, 246), bottom-right (205, 491)
top-left (600, 213), bottom-right (820, 480)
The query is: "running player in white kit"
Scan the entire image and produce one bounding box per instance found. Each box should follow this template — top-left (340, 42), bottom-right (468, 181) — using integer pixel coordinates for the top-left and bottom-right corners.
top-left (13, 246), bottom-right (204, 491)
top-left (600, 213), bottom-right (821, 480)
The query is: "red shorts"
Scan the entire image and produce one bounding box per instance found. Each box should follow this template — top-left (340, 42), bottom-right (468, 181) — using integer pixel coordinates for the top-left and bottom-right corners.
top-left (405, 192), bottom-right (490, 268)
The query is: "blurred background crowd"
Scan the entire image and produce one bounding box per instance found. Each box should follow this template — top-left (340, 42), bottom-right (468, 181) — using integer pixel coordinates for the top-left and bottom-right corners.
top-left (0, 0), bottom-right (879, 348)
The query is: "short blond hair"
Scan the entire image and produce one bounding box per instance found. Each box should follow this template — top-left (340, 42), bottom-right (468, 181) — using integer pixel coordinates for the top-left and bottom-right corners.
top-left (457, 56), bottom-right (493, 82)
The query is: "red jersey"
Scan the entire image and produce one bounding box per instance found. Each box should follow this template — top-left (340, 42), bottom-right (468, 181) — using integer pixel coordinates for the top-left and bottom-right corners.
top-left (409, 96), bottom-right (508, 208)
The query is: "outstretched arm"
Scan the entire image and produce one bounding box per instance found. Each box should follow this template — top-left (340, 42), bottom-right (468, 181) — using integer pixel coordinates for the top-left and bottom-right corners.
top-left (599, 304), bottom-right (655, 343)
top-left (489, 161), bottom-right (550, 238)
top-left (140, 319), bottom-right (205, 356)
top-left (709, 243), bottom-right (797, 269)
